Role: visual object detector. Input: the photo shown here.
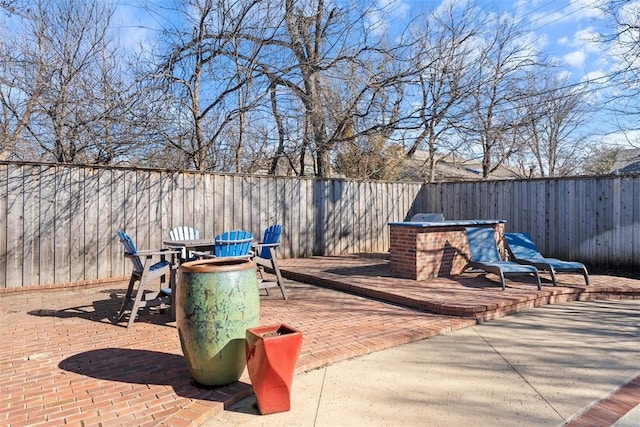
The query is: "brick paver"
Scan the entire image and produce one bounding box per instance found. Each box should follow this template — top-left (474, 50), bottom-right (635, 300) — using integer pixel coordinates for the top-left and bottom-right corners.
top-left (566, 373), bottom-right (640, 426)
top-left (1, 254), bottom-right (639, 426)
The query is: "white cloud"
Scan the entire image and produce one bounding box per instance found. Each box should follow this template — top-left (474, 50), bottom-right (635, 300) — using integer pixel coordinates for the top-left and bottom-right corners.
top-left (564, 50), bottom-right (586, 67)
top-left (522, 31), bottom-right (548, 54)
top-left (568, 0), bottom-right (606, 20)
top-left (600, 129), bottom-right (640, 149)
top-left (599, 1), bottom-right (640, 78)
top-left (579, 70), bottom-right (608, 105)
top-left (529, 0), bottom-right (604, 26)
top-left (378, 0), bottom-right (411, 18)
top-left (113, 3), bottom-right (159, 53)
top-left (366, 0), bottom-right (411, 38)
top-left (619, 0), bottom-right (640, 23)
top-left (582, 70), bottom-right (607, 82)
top-left (365, 8), bottom-right (386, 37)
top-left (529, 10), bottom-right (565, 27)
top-left (573, 27), bottom-right (601, 52)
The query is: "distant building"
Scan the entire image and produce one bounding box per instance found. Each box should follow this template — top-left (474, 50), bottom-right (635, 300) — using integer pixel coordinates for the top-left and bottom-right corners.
top-left (610, 148), bottom-right (640, 175)
top-left (400, 151), bottom-right (521, 182)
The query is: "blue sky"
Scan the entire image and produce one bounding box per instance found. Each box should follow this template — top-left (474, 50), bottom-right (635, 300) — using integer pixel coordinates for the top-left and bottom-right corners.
top-left (114, 0), bottom-right (609, 82)
top-left (114, 0), bottom-right (634, 146)
top-left (377, 0), bottom-right (636, 147)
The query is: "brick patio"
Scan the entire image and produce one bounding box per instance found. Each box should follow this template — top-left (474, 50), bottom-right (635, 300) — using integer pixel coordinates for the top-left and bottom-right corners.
top-left (1, 253), bottom-right (639, 426)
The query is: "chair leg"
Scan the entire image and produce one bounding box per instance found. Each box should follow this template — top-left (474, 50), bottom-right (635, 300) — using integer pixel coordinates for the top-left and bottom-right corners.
top-left (582, 267), bottom-right (590, 286)
top-left (533, 271), bottom-right (542, 290)
top-left (116, 274), bottom-right (138, 323)
top-left (549, 269), bottom-right (558, 286)
top-left (498, 270), bottom-right (506, 291)
top-left (170, 264), bottom-right (177, 320)
top-left (127, 281), bottom-right (148, 329)
top-left (269, 249), bottom-right (287, 300)
top-left (255, 264), bottom-right (270, 296)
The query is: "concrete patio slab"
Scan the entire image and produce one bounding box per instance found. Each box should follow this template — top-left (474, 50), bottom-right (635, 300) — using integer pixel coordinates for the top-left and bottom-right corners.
top-left (205, 300), bottom-right (640, 427)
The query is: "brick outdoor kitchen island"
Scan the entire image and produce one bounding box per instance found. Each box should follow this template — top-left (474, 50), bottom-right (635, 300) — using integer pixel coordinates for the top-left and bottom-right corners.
top-left (388, 220), bottom-right (506, 280)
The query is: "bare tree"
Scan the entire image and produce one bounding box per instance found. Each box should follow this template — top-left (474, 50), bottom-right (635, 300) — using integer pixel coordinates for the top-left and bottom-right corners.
top-left (334, 131), bottom-right (405, 180)
top-left (0, 0), bottom-right (141, 164)
top-left (583, 145), bottom-right (620, 175)
top-left (600, 0), bottom-right (640, 122)
top-left (0, 23), bottom-right (46, 160)
top-left (513, 71), bottom-right (588, 177)
top-left (328, 42), bottom-right (408, 179)
top-left (250, 0), bottom-right (417, 178)
top-left (147, 0), bottom-right (267, 172)
top-left (0, 0), bottom-right (22, 14)
top-left (405, 1), bottom-right (478, 182)
top-left (460, 12), bottom-right (538, 179)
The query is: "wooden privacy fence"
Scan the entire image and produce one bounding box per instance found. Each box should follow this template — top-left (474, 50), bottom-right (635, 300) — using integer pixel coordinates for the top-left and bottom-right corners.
top-left (1, 162), bottom-right (639, 290)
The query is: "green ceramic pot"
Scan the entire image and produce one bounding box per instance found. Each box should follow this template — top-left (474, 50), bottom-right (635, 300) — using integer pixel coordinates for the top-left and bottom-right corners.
top-left (177, 258), bottom-right (259, 386)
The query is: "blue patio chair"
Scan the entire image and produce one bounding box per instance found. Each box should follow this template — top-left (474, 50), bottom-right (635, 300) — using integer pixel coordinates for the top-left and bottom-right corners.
top-left (214, 230), bottom-right (254, 259)
top-left (505, 232), bottom-right (590, 286)
top-left (465, 227), bottom-right (541, 291)
top-left (168, 226), bottom-right (200, 260)
top-left (116, 230), bottom-right (178, 328)
top-left (252, 224), bottom-right (287, 299)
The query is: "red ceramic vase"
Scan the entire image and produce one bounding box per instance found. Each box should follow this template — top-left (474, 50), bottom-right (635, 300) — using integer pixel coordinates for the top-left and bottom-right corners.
top-left (245, 323), bottom-right (303, 415)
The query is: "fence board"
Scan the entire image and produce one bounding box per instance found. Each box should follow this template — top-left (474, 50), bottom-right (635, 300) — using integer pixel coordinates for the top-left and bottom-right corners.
top-left (201, 173), bottom-right (213, 238)
top-left (546, 181), bottom-right (556, 255)
top-left (342, 180), bottom-right (353, 253)
top-left (357, 181), bottom-right (366, 251)
top-left (135, 171), bottom-right (151, 249)
top-left (190, 172), bottom-right (204, 237)
top-left (111, 169), bottom-right (126, 277)
top-left (619, 178), bottom-right (631, 267)
top-left (96, 169), bottom-right (112, 279)
top-left (370, 182), bottom-right (378, 251)
top-left (248, 176), bottom-right (260, 239)
top-left (634, 179), bottom-right (640, 263)
top-left (39, 166), bottom-right (56, 284)
top-left (169, 172), bottom-right (181, 232)
top-left (296, 178), bottom-right (307, 256)
top-left (255, 176), bottom-right (267, 238)
top-left (53, 168), bottom-right (70, 283)
top-left (6, 165), bottom-right (24, 287)
top-left (561, 179), bottom-right (572, 258)
top-left (0, 165), bottom-right (6, 286)
top-left (279, 177), bottom-right (291, 256)
top-left (22, 166), bottom-right (40, 285)
top-left (535, 180), bottom-right (545, 245)
top-left (371, 182), bottom-right (381, 251)
top-left (83, 169), bottom-right (99, 281)
top-left (67, 168), bottom-right (84, 282)
top-left (323, 181), bottom-right (333, 255)
top-left (240, 176), bottom-right (252, 230)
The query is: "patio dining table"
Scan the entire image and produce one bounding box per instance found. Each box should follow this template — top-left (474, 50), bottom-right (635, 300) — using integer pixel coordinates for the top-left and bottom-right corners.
top-left (163, 238), bottom-right (218, 253)
top-left (162, 238), bottom-right (220, 265)
top-left (164, 236), bottom-right (257, 261)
